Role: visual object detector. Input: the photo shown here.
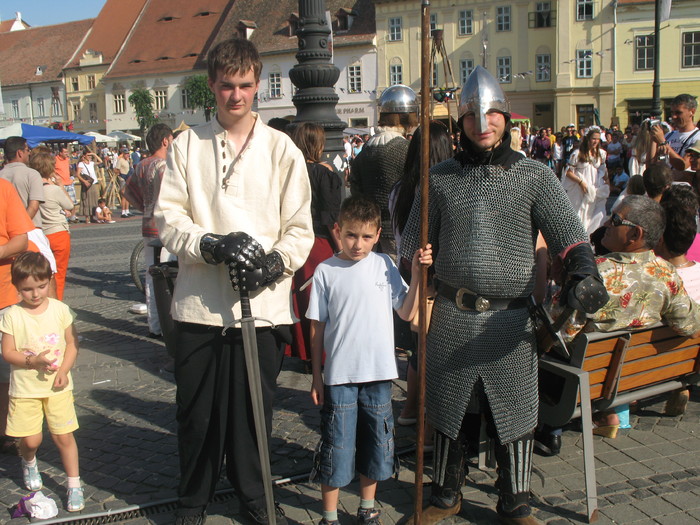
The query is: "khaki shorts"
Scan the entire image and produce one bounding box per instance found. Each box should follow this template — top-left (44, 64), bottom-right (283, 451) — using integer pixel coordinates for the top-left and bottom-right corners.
top-left (6, 390), bottom-right (79, 437)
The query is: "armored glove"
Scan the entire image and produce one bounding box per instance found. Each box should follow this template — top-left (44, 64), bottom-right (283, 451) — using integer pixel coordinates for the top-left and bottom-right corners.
top-left (560, 243), bottom-right (609, 314)
top-left (229, 251), bottom-right (285, 293)
top-left (200, 232), bottom-right (265, 269)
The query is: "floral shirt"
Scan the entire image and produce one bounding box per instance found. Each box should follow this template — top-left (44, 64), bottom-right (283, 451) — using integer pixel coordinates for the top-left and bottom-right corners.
top-left (550, 250), bottom-right (700, 340)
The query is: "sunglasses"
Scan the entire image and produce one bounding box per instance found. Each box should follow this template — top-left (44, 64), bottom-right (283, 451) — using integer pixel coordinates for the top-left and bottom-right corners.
top-left (610, 212), bottom-right (643, 230)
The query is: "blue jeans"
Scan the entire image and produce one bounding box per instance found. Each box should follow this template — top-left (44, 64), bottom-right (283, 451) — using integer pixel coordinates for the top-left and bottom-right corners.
top-left (313, 381), bottom-right (396, 487)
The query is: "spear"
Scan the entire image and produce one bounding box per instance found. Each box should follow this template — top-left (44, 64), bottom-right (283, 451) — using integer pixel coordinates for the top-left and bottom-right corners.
top-left (413, 0), bottom-right (432, 521)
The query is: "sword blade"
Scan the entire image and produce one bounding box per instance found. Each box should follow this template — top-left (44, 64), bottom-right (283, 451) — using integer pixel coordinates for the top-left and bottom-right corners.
top-left (239, 293), bottom-right (276, 523)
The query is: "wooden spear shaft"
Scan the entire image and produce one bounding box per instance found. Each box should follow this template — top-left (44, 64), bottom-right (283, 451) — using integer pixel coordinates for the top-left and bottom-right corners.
top-left (414, 0), bottom-right (431, 521)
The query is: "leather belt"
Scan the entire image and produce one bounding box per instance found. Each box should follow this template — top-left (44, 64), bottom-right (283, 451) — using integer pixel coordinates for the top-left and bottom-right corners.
top-left (434, 279), bottom-right (529, 312)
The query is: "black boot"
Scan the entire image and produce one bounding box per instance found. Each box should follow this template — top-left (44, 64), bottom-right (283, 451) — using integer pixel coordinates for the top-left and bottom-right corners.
top-left (494, 433), bottom-right (542, 525)
top-left (404, 431), bottom-right (465, 525)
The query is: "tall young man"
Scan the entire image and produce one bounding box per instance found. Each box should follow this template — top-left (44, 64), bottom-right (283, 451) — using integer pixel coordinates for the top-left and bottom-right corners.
top-left (155, 38), bottom-right (313, 525)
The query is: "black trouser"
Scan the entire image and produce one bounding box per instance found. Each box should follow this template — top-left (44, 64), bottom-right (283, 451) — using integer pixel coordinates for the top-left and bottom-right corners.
top-left (174, 321), bottom-right (287, 514)
top-left (432, 410), bottom-right (534, 515)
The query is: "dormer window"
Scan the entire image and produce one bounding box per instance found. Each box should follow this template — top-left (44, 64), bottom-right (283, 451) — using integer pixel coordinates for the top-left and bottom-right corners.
top-left (288, 13), bottom-right (300, 37)
top-left (159, 16), bottom-right (178, 22)
top-left (130, 59), bottom-right (144, 64)
top-left (156, 56), bottom-right (172, 61)
top-left (238, 20), bottom-right (257, 40)
top-left (35, 66), bottom-right (44, 76)
top-left (336, 8), bottom-right (356, 31)
top-left (195, 11), bottom-right (211, 17)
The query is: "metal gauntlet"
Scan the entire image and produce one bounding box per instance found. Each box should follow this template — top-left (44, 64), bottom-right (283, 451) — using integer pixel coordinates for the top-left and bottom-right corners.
top-left (230, 251), bottom-right (285, 293)
top-left (561, 243), bottom-right (609, 314)
top-left (200, 233), bottom-right (224, 265)
top-left (199, 232), bottom-right (265, 268)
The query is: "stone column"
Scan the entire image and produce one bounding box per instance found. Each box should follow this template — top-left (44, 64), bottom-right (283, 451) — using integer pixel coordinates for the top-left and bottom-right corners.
top-left (289, 0), bottom-right (346, 172)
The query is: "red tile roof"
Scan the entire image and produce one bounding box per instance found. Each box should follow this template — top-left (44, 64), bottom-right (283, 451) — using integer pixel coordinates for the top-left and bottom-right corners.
top-left (211, 0), bottom-right (376, 56)
top-left (64, 0), bottom-right (149, 68)
top-left (104, 0), bottom-right (232, 80)
top-left (0, 19), bottom-right (93, 86)
top-left (0, 19), bottom-right (31, 33)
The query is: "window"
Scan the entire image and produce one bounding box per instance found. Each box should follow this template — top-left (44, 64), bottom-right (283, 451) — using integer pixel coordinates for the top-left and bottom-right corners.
top-left (37, 97), bottom-right (45, 117)
top-left (682, 31), bottom-right (700, 68)
top-left (348, 64), bottom-right (362, 93)
top-left (576, 0), bottom-right (593, 21)
top-left (430, 13), bottom-right (437, 32)
top-left (577, 104), bottom-right (595, 127)
top-left (458, 10), bottom-right (473, 36)
top-left (89, 102), bottom-right (97, 121)
top-left (11, 100), bottom-right (19, 119)
top-left (576, 49), bottom-right (592, 77)
top-left (71, 77), bottom-right (79, 91)
top-left (388, 17), bottom-right (402, 41)
top-left (113, 93), bottom-right (125, 114)
top-left (51, 97), bottom-right (61, 116)
top-left (635, 35), bottom-right (655, 71)
top-left (390, 63), bottom-right (403, 85)
top-left (181, 88), bottom-right (191, 109)
top-left (497, 56), bottom-right (511, 83)
top-left (269, 73), bottom-right (282, 98)
top-left (87, 75), bottom-right (96, 89)
top-left (536, 54), bottom-right (551, 81)
top-left (532, 2), bottom-right (553, 28)
top-left (72, 102), bottom-right (81, 121)
top-left (460, 58), bottom-right (475, 84)
top-left (497, 6), bottom-right (511, 32)
top-left (154, 89), bottom-right (168, 110)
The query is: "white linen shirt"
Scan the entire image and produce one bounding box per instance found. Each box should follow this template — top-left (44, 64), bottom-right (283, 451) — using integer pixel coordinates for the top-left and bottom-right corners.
top-left (155, 114), bottom-right (314, 328)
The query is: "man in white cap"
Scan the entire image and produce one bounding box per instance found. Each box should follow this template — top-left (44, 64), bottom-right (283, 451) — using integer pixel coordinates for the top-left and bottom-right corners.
top-left (401, 66), bottom-right (608, 524)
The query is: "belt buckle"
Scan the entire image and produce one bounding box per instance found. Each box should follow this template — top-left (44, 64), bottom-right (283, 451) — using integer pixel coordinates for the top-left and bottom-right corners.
top-left (455, 288), bottom-right (491, 312)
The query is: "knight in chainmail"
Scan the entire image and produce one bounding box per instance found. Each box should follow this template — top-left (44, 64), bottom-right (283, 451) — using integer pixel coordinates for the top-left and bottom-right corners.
top-left (401, 66), bottom-right (608, 525)
top-left (350, 85), bottom-right (418, 259)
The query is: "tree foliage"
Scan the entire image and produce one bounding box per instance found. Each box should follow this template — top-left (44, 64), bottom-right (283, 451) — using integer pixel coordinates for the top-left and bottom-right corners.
top-left (184, 75), bottom-right (216, 122)
top-left (128, 88), bottom-right (158, 138)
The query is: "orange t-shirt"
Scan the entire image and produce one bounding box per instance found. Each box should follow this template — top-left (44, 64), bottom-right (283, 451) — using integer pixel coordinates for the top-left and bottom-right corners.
top-left (54, 156), bottom-right (72, 186)
top-left (0, 179), bottom-right (38, 310)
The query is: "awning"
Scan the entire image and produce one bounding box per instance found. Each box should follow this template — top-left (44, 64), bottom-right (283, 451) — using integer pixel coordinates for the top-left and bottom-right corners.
top-left (0, 123), bottom-right (95, 147)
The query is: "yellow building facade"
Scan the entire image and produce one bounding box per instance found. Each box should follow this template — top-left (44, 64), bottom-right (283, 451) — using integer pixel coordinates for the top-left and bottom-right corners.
top-left (614, 0), bottom-right (700, 129)
top-left (62, 51), bottom-right (109, 134)
top-left (374, 0), bottom-right (699, 130)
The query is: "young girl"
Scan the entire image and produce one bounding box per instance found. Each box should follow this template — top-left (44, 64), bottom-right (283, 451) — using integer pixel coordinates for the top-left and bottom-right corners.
top-left (0, 252), bottom-right (84, 512)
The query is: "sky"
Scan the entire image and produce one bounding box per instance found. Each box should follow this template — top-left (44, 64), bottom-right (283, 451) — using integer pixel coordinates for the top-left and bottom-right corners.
top-left (0, 0), bottom-right (107, 27)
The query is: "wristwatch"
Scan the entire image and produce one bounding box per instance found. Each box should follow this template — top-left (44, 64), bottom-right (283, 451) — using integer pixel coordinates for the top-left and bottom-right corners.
top-left (659, 141), bottom-right (668, 146)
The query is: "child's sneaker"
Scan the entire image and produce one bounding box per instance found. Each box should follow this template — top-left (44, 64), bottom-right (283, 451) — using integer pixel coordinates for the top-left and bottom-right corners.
top-left (22, 461), bottom-right (42, 491)
top-left (67, 487), bottom-right (85, 512)
top-left (357, 508), bottom-right (382, 525)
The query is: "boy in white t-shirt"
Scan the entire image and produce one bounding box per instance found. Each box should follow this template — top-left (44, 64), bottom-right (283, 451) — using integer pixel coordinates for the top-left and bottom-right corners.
top-left (307, 196), bottom-right (432, 525)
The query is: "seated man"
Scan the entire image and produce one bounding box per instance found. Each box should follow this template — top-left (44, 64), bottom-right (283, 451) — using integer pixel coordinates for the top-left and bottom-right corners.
top-left (540, 195), bottom-right (700, 450)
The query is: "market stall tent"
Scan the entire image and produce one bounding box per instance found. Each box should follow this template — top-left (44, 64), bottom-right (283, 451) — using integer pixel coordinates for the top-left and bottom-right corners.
top-left (0, 123), bottom-right (95, 147)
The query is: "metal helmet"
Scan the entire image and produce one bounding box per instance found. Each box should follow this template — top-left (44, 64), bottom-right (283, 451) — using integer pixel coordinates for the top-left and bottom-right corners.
top-left (378, 85), bottom-right (418, 114)
top-left (458, 65), bottom-right (511, 134)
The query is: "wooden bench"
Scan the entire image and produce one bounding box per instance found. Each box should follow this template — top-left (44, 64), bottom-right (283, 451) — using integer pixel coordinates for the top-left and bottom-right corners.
top-left (538, 323), bottom-right (700, 522)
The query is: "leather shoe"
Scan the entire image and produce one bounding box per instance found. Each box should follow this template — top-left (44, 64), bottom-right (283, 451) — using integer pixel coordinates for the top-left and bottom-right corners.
top-left (403, 495), bottom-right (461, 525)
top-left (497, 502), bottom-right (542, 525)
top-left (533, 430), bottom-right (561, 456)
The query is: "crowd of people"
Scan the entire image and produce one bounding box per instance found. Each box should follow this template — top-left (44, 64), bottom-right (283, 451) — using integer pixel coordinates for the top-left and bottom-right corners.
top-left (0, 34), bottom-right (699, 525)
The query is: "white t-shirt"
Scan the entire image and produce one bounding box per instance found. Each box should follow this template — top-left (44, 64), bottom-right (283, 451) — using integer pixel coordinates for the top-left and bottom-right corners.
top-left (666, 128), bottom-right (700, 157)
top-left (306, 251), bottom-right (407, 385)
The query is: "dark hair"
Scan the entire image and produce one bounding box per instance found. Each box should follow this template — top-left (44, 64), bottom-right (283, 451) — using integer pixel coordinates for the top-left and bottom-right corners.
top-left (660, 185), bottom-right (699, 256)
top-left (97, 198), bottom-right (106, 205)
top-left (671, 94), bottom-right (697, 112)
top-left (643, 163), bottom-right (672, 198)
top-left (207, 38), bottom-right (262, 83)
top-left (393, 121), bottom-right (453, 235)
top-left (377, 112), bottom-right (419, 135)
top-left (146, 123), bottom-right (173, 153)
top-left (267, 118), bottom-right (290, 133)
top-left (3, 136), bottom-right (27, 162)
top-left (625, 175), bottom-right (646, 196)
top-left (290, 122), bottom-right (325, 163)
top-left (11, 252), bottom-right (52, 286)
top-left (338, 195), bottom-right (381, 230)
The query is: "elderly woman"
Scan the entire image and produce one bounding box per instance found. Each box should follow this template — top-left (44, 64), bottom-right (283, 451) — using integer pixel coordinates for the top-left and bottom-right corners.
top-left (29, 149), bottom-right (75, 300)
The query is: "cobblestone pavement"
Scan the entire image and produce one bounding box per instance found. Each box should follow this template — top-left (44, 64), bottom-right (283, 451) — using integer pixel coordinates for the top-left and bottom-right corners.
top-left (1, 218), bottom-right (699, 525)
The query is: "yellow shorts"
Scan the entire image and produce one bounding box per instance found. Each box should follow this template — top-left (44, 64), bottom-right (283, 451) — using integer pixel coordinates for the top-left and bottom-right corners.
top-left (6, 391), bottom-right (79, 437)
